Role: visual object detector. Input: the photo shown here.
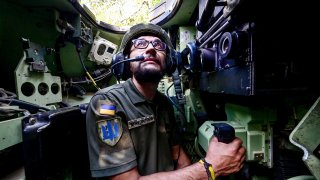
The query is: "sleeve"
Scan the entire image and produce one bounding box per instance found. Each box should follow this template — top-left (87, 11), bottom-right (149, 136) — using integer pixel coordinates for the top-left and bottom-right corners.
top-left (86, 93), bottom-right (137, 177)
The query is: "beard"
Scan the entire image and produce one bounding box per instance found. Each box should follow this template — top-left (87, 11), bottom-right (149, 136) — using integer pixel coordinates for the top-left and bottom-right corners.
top-left (133, 64), bottom-right (165, 83)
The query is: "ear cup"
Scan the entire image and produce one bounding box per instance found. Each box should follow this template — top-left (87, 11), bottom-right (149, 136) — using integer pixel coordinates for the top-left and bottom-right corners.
top-left (111, 52), bottom-right (133, 81)
top-left (111, 52), bottom-right (124, 80)
top-left (111, 52), bottom-right (125, 80)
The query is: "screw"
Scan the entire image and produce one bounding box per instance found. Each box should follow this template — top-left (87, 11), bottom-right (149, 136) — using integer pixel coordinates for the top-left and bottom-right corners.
top-left (29, 117), bottom-right (37, 125)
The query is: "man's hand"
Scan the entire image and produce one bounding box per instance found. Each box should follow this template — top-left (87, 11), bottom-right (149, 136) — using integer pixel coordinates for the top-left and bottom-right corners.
top-left (205, 137), bottom-right (246, 177)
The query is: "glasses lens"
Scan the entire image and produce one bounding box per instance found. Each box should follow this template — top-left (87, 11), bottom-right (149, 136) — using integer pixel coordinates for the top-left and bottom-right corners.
top-left (134, 39), bottom-right (148, 49)
top-left (152, 40), bottom-right (166, 50)
top-left (132, 39), bottom-right (166, 51)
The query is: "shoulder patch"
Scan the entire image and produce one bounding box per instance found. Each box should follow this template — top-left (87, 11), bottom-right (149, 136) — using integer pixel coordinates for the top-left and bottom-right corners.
top-left (97, 99), bottom-right (116, 116)
top-left (96, 117), bottom-right (123, 146)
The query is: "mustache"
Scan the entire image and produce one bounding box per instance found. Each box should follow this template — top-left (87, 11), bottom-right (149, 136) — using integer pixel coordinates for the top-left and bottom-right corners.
top-left (142, 55), bottom-right (161, 65)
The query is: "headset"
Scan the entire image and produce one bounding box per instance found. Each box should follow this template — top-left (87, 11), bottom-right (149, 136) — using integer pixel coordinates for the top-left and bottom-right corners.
top-left (111, 48), bottom-right (179, 81)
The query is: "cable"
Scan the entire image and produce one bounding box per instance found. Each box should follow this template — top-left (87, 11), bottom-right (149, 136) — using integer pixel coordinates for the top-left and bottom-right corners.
top-left (75, 46), bottom-right (101, 91)
top-left (70, 69), bottom-right (112, 84)
top-left (0, 98), bottom-right (50, 113)
top-left (110, 55), bottom-right (145, 69)
top-left (166, 83), bottom-right (187, 121)
top-left (166, 82), bottom-right (189, 164)
top-left (0, 88), bottom-right (17, 99)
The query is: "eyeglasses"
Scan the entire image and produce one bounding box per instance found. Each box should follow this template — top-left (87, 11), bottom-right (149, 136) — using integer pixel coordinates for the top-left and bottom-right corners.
top-left (132, 39), bottom-right (166, 51)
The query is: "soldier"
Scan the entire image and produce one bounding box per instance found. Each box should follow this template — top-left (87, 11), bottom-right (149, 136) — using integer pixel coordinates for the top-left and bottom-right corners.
top-left (86, 23), bottom-right (245, 179)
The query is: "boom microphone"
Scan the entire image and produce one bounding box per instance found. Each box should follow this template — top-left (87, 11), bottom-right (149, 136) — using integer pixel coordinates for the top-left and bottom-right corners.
top-left (111, 55), bottom-right (145, 69)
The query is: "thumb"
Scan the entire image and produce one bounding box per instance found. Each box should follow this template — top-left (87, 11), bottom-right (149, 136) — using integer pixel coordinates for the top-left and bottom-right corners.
top-left (211, 136), bottom-right (219, 143)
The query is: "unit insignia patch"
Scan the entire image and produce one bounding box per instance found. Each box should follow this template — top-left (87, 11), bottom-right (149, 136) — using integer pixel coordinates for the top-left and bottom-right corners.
top-left (96, 117), bottom-right (122, 146)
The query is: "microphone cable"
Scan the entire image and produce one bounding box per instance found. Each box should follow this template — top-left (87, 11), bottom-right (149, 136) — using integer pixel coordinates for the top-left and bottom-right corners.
top-left (111, 55), bottom-right (145, 69)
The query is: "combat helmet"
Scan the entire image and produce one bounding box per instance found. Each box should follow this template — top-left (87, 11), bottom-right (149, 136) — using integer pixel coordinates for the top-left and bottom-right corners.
top-left (112, 23), bottom-right (177, 80)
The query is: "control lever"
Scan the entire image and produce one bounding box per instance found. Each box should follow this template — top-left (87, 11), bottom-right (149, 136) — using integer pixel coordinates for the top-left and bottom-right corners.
top-left (212, 123), bottom-right (235, 143)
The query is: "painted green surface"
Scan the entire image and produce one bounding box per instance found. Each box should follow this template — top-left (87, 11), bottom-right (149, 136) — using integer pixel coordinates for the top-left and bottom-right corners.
top-left (0, 113), bottom-right (28, 150)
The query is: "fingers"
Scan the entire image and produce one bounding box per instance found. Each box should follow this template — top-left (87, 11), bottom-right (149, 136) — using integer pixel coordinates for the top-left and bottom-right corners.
top-left (236, 155), bottom-right (246, 172)
top-left (211, 136), bottom-right (219, 142)
top-left (208, 136), bottom-right (245, 157)
top-left (240, 153), bottom-right (246, 163)
top-left (231, 137), bottom-right (243, 146)
top-left (206, 136), bottom-right (246, 176)
top-left (239, 146), bottom-right (246, 156)
top-left (235, 145), bottom-right (246, 166)
top-left (210, 136), bottom-right (243, 147)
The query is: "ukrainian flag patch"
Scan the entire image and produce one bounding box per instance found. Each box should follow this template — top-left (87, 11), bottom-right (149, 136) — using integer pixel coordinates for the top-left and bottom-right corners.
top-left (98, 100), bottom-right (116, 116)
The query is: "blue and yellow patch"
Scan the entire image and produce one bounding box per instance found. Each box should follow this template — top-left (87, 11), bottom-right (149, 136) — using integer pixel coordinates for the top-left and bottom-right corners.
top-left (99, 104), bottom-right (116, 115)
top-left (97, 117), bottom-right (122, 146)
top-left (98, 100), bottom-right (116, 116)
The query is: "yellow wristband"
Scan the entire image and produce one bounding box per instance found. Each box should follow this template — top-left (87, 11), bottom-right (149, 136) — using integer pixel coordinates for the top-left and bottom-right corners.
top-left (199, 159), bottom-right (215, 180)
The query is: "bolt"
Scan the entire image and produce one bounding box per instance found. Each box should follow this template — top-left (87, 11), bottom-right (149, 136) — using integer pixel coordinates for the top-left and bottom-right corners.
top-left (29, 117), bottom-right (37, 125)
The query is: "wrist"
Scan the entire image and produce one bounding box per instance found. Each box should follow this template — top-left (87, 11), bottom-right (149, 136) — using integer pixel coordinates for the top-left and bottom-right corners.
top-left (199, 158), bottom-right (215, 180)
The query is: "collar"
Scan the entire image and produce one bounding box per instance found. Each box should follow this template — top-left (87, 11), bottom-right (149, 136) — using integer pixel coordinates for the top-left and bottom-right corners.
top-left (123, 78), bottom-right (150, 104)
